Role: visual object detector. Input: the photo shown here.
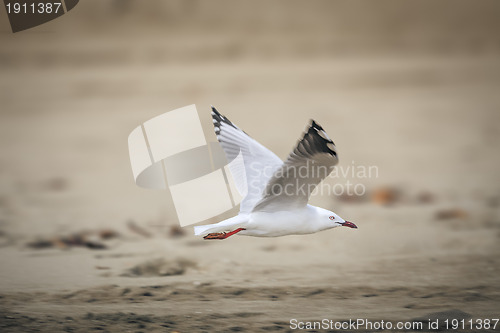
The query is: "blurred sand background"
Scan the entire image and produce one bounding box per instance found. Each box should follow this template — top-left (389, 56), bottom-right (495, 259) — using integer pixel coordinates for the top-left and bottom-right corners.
top-left (0, 0), bottom-right (499, 332)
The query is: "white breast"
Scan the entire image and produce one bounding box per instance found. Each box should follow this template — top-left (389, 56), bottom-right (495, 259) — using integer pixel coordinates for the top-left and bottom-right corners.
top-left (240, 205), bottom-right (327, 237)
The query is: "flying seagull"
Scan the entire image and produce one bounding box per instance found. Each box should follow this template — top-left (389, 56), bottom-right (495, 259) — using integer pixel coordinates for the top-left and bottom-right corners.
top-left (194, 107), bottom-right (357, 240)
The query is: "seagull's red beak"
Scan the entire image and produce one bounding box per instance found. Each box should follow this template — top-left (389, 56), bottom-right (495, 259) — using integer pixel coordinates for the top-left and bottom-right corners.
top-left (341, 221), bottom-right (358, 229)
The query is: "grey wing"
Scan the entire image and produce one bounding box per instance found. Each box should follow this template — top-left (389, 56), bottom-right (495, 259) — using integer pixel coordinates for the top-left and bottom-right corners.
top-left (252, 120), bottom-right (339, 213)
top-left (211, 107), bottom-right (283, 214)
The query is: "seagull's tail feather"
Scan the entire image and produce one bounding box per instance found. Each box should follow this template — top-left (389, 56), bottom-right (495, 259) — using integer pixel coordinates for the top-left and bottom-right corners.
top-left (194, 215), bottom-right (249, 236)
top-left (193, 224), bottom-right (216, 236)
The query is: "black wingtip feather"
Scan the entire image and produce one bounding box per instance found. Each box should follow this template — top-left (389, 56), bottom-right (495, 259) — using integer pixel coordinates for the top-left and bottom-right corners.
top-left (211, 106), bottom-right (223, 123)
top-left (210, 106), bottom-right (240, 137)
top-left (303, 119), bottom-right (337, 157)
top-left (310, 119), bottom-right (324, 131)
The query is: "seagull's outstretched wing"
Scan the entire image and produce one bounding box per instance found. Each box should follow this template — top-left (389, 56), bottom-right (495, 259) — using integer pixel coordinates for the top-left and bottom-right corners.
top-left (211, 107), bottom-right (283, 214)
top-left (252, 120), bottom-right (339, 213)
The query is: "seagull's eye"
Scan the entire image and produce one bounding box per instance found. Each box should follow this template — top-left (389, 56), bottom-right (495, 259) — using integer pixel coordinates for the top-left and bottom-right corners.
top-left (329, 216), bottom-right (335, 220)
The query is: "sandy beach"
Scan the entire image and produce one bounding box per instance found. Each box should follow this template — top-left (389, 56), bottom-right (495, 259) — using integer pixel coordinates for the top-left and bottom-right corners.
top-left (0, 1), bottom-right (499, 332)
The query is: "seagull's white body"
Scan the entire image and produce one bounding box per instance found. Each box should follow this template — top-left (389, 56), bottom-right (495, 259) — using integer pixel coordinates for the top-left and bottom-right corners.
top-left (194, 107), bottom-right (357, 239)
top-left (195, 205), bottom-right (342, 237)
top-left (241, 206), bottom-right (341, 237)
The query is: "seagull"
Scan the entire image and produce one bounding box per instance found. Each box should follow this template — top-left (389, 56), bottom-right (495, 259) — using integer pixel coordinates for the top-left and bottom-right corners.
top-left (194, 107), bottom-right (357, 240)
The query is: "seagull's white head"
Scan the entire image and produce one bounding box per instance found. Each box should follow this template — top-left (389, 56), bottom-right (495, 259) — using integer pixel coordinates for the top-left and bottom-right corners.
top-left (319, 209), bottom-right (358, 229)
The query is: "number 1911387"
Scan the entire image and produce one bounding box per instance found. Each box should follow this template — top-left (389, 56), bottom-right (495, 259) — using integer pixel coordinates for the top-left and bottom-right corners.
top-left (6, 2), bottom-right (62, 14)
top-left (444, 319), bottom-right (498, 330)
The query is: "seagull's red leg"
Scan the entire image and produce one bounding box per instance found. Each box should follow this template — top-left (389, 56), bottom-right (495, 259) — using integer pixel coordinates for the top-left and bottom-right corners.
top-left (203, 228), bottom-right (246, 240)
top-left (223, 228), bottom-right (245, 238)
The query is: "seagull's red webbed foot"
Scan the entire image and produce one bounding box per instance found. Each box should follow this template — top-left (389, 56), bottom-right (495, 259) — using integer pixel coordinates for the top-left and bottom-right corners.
top-left (203, 232), bottom-right (226, 240)
top-left (203, 228), bottom-right (245, 240)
